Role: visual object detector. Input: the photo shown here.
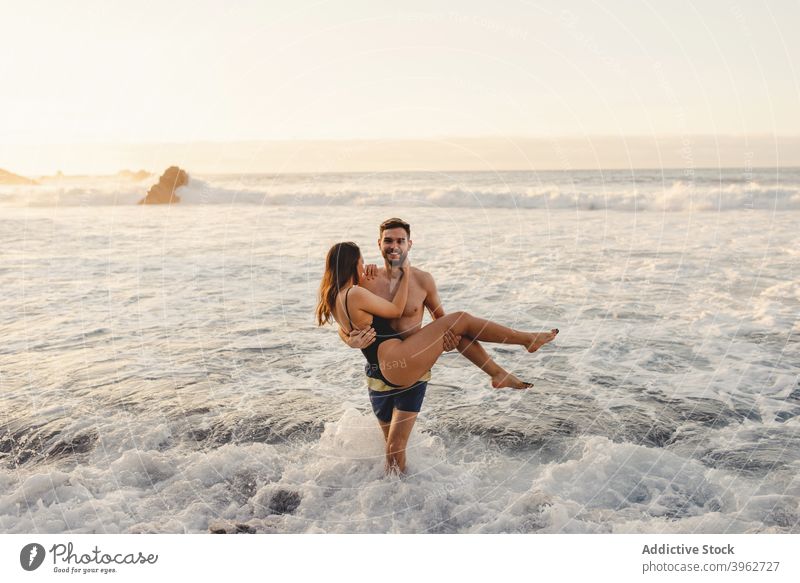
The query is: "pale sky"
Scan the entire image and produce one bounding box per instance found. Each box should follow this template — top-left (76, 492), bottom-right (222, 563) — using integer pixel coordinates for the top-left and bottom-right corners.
top-left (1, 0), bottom-right (799, 173)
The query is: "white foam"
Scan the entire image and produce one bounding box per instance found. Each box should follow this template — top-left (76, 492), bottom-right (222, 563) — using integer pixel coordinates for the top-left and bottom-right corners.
top-left (1, 195), bottom-right (797, 533)
top-left (0, 406), bottom-right (796, 533)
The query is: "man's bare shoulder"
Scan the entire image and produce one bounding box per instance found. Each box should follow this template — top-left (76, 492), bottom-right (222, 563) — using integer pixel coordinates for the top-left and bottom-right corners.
top-left (351, 285), bottom-right (377, 297)
top-left (358, 266), bottom-right (385, 289)
top-left (410, 266), bottom-right (436, 288)
top-left (359, 276), bottom-right (380, 291)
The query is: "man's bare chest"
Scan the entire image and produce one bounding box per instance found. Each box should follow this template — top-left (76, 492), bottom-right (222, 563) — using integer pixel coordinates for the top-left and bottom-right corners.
top-left (363, 274), bottom-right (427, 319)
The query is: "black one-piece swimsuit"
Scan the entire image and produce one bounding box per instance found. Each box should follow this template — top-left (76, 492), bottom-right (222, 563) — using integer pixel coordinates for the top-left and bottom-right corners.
top-left (344, 287), bottom-right (402, 388)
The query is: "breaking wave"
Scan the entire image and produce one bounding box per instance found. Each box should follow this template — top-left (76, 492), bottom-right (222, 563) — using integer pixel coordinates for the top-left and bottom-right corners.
top-left (3, 170), bottom-right (800, 210)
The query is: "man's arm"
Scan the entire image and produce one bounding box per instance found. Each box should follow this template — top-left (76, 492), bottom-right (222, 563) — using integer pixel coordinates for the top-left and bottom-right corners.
top-left (338, 326), bottom-right (376, 349)
top-left (421, 270), bottom-right (446, 319)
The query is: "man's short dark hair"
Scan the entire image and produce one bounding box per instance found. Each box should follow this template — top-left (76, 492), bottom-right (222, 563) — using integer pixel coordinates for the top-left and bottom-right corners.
top-left (380, 218), bottom-right (410, 238)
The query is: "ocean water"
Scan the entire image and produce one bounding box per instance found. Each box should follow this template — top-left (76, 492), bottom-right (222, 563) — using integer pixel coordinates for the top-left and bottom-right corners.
top-left (3, 167), bottom-right (800, 211)
top-left (0, 170), bottom-right (798, 533)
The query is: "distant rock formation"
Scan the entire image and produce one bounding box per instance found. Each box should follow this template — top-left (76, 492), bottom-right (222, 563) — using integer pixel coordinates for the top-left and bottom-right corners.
top-left (0, 168), bottom-right (37, 185)
top-left (117, 169), bottom-right (151, 181)
top-left (138, 166), bottom-right (188, 205)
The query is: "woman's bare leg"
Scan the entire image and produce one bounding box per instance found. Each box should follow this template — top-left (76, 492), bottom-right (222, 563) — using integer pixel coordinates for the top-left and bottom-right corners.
top-left (380, 311), bottom-right (557, 387)
top-left (456, 335), bottom-right (533, 389)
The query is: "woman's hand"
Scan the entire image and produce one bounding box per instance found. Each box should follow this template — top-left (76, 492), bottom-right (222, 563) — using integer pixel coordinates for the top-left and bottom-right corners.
top-left (362, 264), bottom-right (378, 280)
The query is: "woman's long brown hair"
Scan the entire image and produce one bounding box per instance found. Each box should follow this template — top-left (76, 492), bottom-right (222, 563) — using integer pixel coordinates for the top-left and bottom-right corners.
top-left (316, 242), bottom-right (361, 326)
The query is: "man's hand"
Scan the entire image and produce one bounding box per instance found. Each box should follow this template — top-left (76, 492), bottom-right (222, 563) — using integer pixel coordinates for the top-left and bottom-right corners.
top-left (345, 327), bottom-right (376, 349)
top-left (442, 329), bottom-right (461, 352)
top-left (362, 264), bottom-right (378, 280)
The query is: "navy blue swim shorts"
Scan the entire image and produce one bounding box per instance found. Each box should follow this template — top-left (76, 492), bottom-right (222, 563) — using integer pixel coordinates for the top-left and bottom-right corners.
top-left (368, 381), bottom-right (427, 423)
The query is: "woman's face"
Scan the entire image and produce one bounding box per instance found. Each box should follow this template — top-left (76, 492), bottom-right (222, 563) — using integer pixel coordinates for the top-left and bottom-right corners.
top-left (357, 256), bottom-right (364, 278)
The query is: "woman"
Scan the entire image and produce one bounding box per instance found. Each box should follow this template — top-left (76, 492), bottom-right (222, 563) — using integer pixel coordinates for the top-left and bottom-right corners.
top-left (316, 241), bottom-right (558, 472)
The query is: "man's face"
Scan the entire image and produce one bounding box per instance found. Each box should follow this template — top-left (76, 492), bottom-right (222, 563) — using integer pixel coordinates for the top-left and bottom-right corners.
top-left (379, 227), bottom-right (411, 267)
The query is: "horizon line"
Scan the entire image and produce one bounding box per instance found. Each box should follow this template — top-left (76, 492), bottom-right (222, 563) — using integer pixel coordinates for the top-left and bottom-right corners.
top-left (6, 165), bottom-right (800, 180)
top-left (4, 134), bottom-right (799, 176)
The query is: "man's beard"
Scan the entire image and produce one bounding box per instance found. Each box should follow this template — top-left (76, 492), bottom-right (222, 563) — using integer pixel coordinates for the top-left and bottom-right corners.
top-left (382, 249), bottom-right (407, 268)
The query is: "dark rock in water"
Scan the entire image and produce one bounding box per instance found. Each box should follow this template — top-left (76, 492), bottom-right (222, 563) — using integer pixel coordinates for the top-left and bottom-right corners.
top-left (208, 521), bottom-right (257, 534)
top-left (787, 386), bottom-right (800, 402)
top-left (658, 499), bottom-right (695, 520)
top-left (137, 166), bottom-right (188, 205)
top-left (252, 487), bottom-right (302, 517)
top-left (269, 489), bottom-right (302, 515)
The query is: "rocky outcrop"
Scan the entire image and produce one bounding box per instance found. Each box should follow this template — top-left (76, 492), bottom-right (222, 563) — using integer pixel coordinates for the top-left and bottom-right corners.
top-left (138, 166), bottom-right (188, 205)
top-left (117, 169), bottom-right (151, 181)
top-left (0, 168), bottom-right (37, 185)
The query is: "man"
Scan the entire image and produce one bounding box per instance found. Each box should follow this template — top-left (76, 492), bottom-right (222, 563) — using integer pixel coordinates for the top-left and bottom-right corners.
top-left (339, 218), bottom-right (531, 474)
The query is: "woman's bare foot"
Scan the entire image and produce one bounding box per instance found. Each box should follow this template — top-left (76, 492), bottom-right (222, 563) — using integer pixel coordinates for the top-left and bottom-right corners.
top-left (526, 328), bottom-right (559, 353)
top-left (491, 371), bottom-right (534, 389)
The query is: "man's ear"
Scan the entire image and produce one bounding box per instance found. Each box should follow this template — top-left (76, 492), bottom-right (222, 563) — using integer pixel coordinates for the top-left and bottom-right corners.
top-left (408, 239), bottom-right (413, 251)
